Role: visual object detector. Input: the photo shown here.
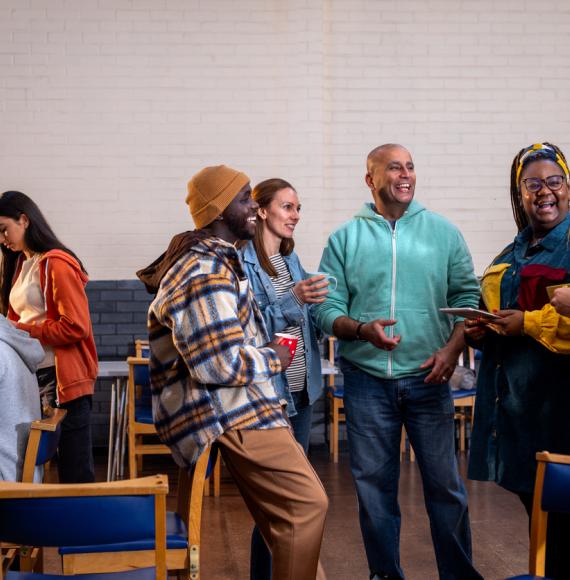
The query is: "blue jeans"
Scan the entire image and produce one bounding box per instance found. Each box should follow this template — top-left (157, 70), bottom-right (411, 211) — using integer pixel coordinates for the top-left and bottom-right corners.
top-left (340, 359), bottom-right (481, 580)
top-left (250, 389), bottom-right (314, 580)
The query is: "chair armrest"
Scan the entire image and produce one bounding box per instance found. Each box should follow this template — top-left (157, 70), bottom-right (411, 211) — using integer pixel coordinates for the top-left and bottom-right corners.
top-left (30, 408), bottom-right (67, 433)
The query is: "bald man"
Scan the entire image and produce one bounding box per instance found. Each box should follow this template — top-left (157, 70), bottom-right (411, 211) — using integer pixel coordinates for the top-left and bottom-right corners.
top-left (314, 145), bottom-right (482, 580)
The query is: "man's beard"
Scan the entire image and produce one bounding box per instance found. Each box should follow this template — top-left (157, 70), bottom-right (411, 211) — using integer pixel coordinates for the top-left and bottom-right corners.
top-left (224, 213), bottom-right (254, 241)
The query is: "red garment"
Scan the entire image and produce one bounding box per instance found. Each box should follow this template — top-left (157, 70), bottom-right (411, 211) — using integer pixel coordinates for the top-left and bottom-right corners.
top-left (8, 250), bottom-right (98, 404)
top-left (518, 263), bottom-right (566, 311)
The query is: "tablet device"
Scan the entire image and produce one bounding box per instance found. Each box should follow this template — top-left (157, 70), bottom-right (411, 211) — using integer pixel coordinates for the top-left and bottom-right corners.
top-left (546, 283), bottom-right (570, 300)
top-left (439, 307), bottom-right (500, 320)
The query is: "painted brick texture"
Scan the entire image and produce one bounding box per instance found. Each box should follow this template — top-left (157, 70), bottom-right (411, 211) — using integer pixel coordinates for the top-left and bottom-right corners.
top-left (2, 1), bottom-right (569, 280)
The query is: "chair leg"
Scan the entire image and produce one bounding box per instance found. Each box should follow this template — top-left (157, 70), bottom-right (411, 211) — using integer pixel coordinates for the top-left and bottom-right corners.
top-left (328, 397), bottom-right (334, 457)
top-left (128, 431), bottom-right (137, 479)
top-left (18, 546), bottom-right (42, 572)
top-left (213, 456), bottom-right (221, 497)
top-left (459, 412), bottom-right (466, 452)
top-left (188, 449), bottom-right (211, 580)
top-left (400, 427), bottom-right (415, 462)
top-left (332, 402), bottom-right (339, 463)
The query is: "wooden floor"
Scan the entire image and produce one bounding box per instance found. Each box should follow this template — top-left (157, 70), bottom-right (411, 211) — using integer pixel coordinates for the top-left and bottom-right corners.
top-left (43, 443), bottom-right (529, 579)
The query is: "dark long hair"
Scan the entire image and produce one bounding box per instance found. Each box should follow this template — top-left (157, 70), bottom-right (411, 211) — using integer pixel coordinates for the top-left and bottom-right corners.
top-left (509, 142), bottom-right (569, 232)
top-left (252, 178), bottom-right (296, 277)
top-left (0, 191), bottom-right (86, 314)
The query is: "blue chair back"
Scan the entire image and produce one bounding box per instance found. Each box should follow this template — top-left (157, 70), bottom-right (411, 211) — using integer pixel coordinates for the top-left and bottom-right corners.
top-left (0, 475), bottom-right (168, 579)
top-left (541, 461), bottom-right (570, 514)
top-left (133, 361), bottom-right (153, 423)
top-left (0, 495), bottom-right (157, 547)
top-left (35, 421), bottom-right (63, 466)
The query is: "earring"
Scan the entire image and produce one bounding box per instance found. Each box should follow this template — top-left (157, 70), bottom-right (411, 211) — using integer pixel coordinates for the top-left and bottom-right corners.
top-left (216, 215), bottom-right (224, 221)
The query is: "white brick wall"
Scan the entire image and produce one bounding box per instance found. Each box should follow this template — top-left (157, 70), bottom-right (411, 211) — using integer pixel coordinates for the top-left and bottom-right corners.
top-left (1, 0), bottom-right (569, 278)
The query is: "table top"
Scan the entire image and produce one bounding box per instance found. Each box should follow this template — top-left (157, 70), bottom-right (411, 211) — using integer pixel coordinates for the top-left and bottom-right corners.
top-left (320, 358), bottom-right (339, 375)
top-left (98, 360), bottom-right (129, 378)
top-left (98, 358), bottom-right (339, 378)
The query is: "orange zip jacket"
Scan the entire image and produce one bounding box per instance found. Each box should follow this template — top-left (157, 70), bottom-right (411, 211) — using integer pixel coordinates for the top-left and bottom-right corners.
top-left (8, 249), bottom-right (98, 404)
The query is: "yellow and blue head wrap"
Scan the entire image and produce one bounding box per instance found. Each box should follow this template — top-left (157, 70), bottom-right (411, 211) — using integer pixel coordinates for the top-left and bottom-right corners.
top-left (515, 143), bottom-right (570, 184)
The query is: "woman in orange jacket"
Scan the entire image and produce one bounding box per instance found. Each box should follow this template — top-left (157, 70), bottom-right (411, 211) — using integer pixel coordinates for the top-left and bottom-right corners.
top-left (0, 191), bottom-right (98, 483)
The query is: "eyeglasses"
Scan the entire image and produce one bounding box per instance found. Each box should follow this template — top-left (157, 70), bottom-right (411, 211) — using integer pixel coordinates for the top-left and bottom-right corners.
top-left (521, 175), bottom-right (567, 194)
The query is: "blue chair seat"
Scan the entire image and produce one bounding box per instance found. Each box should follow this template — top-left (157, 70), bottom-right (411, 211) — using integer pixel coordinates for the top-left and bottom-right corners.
top-left (59, 512), bottom-right (187, 555)
top-left (452, 388), bottom-right (476, 399)
top-left (134, 404), bottom-right (153, 424)
top-left (327, 386), bottom-right (343, 398)
top-left (7, 568), bottom-right (157, 579)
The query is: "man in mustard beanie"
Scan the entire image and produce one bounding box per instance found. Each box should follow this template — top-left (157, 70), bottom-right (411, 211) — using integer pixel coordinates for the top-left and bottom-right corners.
top-left (141, 165), bottom-right (328, 580)
top-left (185, 164), bottom-right (250, 229)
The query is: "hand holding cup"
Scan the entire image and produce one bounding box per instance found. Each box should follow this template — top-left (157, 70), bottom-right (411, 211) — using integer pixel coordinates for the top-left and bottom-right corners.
top-left (267, 340), bottom-right (293, 369)
top-left (292, 272), bottom-right (335, 304)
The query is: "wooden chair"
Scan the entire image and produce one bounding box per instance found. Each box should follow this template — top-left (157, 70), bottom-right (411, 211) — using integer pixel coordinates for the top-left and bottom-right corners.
top-left (134, 338), bottom-right (149, 358)
top-left (400, 426), bottom-right (415, 462)
top-left (4, 408), bottom-right (68, 573)
top-left (505, 451), bottom-right (570, 579)
top-left (0, 474), bottom-right (168, 580)
top-left (453, 389), bottom-right (476, 452)
top-left (59, 447), bottom-right (213, 580)
top-left (325, 337), bottom-right (345, 463)
top-left (130, 343), bottom-right (222, 496)
top-left (326, 336), bottom-right (415, 463)
top-left (21, 408), bottom-right (67, 483)
top-left (453, 347), bottom-right (477, 452)
top-left (127, 356), bottom-right (171, 479)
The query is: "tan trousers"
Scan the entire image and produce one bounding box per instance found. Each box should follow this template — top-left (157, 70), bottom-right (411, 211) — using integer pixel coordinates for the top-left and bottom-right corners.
top-left (217, 427), bottom-right (328, 580)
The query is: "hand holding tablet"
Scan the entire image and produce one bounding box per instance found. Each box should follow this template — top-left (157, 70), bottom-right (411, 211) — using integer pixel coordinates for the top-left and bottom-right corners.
top-left (439, 307), bottom-right (500, 321)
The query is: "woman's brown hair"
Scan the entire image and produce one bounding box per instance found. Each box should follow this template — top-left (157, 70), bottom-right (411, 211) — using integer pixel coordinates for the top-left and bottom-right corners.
top-left (252, 178), bottom-right (296, 277)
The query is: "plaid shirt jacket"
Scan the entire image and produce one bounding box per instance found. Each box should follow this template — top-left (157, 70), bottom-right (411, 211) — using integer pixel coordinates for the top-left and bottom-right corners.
top-left (148, 236), bottom-right (289, 468)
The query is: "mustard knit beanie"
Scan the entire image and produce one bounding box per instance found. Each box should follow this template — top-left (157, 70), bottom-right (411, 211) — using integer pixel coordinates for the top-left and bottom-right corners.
top-left (186, 165), bottom-right (250, 229)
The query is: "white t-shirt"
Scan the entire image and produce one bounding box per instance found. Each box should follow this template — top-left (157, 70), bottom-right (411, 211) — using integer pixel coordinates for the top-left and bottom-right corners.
top-left (9, 254), bottom-right (55, 369)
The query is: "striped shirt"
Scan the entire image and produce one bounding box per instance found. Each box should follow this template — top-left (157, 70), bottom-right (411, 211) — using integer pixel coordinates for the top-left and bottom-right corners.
top-left (148, 237), bottom-right (289, 468)
top-left (268, 254), bottom-right (307, 393)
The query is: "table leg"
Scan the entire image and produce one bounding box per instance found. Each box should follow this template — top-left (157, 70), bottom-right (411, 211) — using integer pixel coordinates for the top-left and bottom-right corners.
top-left (118, 378), bottom-right (128, 480)
top-left (106, 383), bottom-right (116, 482)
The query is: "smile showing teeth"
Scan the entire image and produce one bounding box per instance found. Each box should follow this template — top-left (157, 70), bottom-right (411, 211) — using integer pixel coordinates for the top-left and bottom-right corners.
top-left (247, 217), bottom-right (257, 223)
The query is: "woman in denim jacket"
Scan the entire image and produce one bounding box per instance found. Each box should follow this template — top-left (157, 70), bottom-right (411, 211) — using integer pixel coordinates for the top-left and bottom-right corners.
top-left (241, 178), bottom-right (328, 580)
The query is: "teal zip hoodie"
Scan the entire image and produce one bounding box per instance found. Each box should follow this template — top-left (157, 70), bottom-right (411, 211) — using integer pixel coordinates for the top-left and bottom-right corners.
top-left (313, 200), bottom-right (480, 379)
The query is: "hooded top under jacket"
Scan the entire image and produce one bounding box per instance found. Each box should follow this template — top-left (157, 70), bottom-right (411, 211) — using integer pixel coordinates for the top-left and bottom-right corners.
top-left (0, 314), bottom-right (43, 481)
top-left (8, 249), bottom-right (98, 404)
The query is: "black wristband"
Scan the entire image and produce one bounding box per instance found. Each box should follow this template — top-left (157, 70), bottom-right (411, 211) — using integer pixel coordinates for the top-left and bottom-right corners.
top-left (355, 321), bottom-right (366, 341)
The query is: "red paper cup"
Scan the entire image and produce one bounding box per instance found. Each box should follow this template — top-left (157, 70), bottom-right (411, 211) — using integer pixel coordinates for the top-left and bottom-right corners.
top-left (274, 333), bottom-right (299, 359)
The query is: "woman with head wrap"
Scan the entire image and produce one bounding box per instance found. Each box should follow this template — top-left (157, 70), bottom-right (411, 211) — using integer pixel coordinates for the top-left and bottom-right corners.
top-left (466, 143), bottom-right (570, 579)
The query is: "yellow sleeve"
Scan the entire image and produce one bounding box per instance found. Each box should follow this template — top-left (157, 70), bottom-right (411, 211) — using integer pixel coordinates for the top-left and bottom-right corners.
top-left (480, 263), bottom-right (510, 312)
top-left (524, 304), bottom-right (570, 354)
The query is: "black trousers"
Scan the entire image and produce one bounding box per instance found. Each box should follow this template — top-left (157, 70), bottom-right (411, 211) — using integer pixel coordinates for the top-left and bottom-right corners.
top-left (518, 490), bottom-right (570, 580)
top-left (36, 367), bottom-right (95, 483)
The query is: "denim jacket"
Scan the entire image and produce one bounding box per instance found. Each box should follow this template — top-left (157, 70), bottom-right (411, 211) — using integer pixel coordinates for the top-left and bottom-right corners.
top-left (241, 241), bottom-right (323, 416)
